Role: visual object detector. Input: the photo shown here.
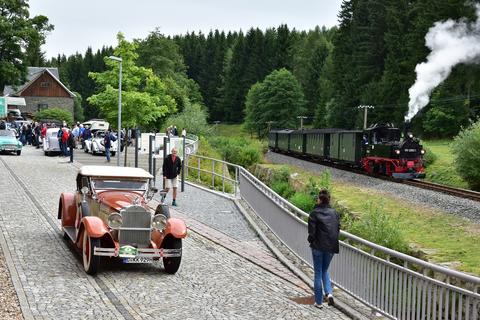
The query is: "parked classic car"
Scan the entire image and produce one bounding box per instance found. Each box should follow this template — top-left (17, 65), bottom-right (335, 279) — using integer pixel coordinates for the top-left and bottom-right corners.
top-left (43, 128), bottom-right (64, 156)
top-left (58, 165), bottom-right (187, 275)
top-left (84, 130), bottom-right (118, 156)
top-left (0, 130), bottom-right (22, 155)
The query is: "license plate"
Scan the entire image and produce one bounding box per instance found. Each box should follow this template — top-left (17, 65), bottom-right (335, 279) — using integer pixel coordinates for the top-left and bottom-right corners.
top-left (122, 257), bottom-right (153, 264)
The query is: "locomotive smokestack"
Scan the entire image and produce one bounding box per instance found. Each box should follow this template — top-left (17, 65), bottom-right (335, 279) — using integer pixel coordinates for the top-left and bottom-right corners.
top-left (403, 120), bottom-right (411, 138)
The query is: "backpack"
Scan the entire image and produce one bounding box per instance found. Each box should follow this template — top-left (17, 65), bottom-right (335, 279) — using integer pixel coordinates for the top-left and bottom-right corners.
top-left (62, 129), bottom-right (69, 142)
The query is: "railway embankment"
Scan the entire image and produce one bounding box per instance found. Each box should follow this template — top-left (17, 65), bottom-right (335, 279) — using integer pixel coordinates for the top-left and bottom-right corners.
top-left (258, 152), bottom-right (480, 277)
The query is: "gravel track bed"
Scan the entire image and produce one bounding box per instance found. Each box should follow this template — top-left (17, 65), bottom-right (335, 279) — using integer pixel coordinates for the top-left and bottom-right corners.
top-left (266, 151), bottom-right (480, 223)
top-left (0, 246), bottom-right (23, 320)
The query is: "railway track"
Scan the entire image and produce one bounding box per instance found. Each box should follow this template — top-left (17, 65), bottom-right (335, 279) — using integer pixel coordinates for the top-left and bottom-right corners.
top-left (271, 150), bottom-right (480, 202)
top-left (403, 179), bottom-right (480, 202)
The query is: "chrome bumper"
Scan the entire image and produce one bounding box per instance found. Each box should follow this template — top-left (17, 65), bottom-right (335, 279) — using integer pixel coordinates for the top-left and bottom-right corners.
top-left (94, 247), bottom-right (182, 258)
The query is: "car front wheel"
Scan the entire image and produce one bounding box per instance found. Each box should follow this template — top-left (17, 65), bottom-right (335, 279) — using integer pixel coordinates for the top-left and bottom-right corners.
top-left (16, 150), bottom-right (21, 156)
top-left (82, 233), bottom-right (100, 275)
top-left (162, 237), bottom-right (182, 274)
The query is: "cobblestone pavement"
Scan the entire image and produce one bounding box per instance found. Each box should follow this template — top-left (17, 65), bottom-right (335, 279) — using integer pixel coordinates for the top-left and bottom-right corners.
top-left (0, 146), bottom-right (350, 319)
top-left (0, 242), bottom-right (22, 320)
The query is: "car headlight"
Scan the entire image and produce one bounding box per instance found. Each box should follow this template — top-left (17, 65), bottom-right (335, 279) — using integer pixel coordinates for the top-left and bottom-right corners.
top-left (152, 214), bottom-right (167, 230)
top-left (108, 213), bottom-right (123, 229)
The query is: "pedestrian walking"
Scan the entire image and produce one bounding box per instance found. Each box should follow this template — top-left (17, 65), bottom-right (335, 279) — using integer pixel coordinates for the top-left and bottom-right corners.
top-left (34, 122), bottom-right (41, 148)
top-left (307, 189), bottom-right (340, 309)
top-left (61, 127), bottom-right (69, 156)
top-left (67, 129), bottom-right (76, 163)
top-left (162, 147), bottom-right (182, 206)
top-left (57, 127), bottom-right (64, 155)
top-left (103, 129), bottom-right (116, 163)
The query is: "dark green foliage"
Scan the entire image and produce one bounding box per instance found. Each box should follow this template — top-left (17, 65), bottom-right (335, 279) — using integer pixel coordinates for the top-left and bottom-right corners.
top-left (244, 68), bottom-right (306, 137)
top-left (271, 181), bottom-right (295, 199)
top-left (345, 201), bottom-right (408, 252)
top-left (34, 108), bottom-right (73, 125)
top-left (451, 120), bottom-right (480, 190)
top-left (422, 147), bottom-right (437, 168)
top-left (209, 137), bottom-right (262, 168)
top-left (289, 192), bottom-right (315, 213)
top-left (0, 1), bottom-right (53, 90)
top-left (72, 92), bottom-right (84, 122)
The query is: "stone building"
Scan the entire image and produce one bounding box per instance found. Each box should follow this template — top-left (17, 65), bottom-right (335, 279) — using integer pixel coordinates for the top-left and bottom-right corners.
top-left (3, 67), bottom-right (75, 117)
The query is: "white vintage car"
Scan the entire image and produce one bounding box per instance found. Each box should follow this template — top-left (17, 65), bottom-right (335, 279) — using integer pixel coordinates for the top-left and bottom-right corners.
top-left (43, 128), bottom-right (63, 156)
top-left (84, 130), bottom-right (118, 156)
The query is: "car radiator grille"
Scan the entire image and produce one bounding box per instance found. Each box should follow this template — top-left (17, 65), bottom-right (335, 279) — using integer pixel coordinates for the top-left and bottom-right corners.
top-left (119, 205), bottom-right (151, 248)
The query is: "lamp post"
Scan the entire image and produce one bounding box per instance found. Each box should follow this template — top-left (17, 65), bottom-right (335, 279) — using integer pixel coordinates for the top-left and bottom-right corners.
top-left (108, 56), bottom-right (122, 166)
top-left (357, 105), bottom-right (375, 130)
top-left (296, 116), bottom-right (308, 129)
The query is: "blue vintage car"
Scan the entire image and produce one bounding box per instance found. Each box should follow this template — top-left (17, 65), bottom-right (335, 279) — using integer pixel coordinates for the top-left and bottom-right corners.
top-left (0, 130), bottom-right (22, 155)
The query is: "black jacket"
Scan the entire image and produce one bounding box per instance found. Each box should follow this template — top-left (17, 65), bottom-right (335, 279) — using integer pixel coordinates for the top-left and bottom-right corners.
top-left (162, 154), bottom-right (182, 179)
top-left (307, 204), bottom-right (340, 253)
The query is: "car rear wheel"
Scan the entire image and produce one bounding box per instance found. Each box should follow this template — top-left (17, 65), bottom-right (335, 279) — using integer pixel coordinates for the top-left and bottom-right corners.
top-left (82, 233), bottom-right (100, 275)
top-left (111, 152), bottom-right (116, 157)
top-left (162, 237), bottom-right (182, 274)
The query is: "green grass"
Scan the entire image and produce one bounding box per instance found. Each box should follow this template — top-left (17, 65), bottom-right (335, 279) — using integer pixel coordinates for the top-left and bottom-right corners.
top-left (214, 124), bottom-right (250, 138)
top-left (258, 163), bottom-right (480, 276)
top-left (422, 140), bottom-right (468, 189)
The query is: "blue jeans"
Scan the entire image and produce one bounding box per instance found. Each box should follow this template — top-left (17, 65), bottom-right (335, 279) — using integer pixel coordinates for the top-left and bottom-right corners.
top-left (105, 147), bottom-right (110, 162)
top-left (312, 249), bottom-right (333, 304)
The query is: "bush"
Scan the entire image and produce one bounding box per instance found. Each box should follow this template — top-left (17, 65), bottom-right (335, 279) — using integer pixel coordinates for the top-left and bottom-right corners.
top-left (451, 120), bottom-right (480, 190)
top-left (289, 192), bottom-right (315, 213)
top-left (34, 108), bottom-right (73, 125)
top-left (271, 181), bottom-right (295, 199)
top-left (305, 170), bottom-right (332, 198)
top-left (347, 201), bottom-right (408, 252)
top-left (422, 147), bottom-right (437, 167)
top-left (271, 166), bottom-right (291, 184)
top-left (209, 136), bottom-right (262, 168)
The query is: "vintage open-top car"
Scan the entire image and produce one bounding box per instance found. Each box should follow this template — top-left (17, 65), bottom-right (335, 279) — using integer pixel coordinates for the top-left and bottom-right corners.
top-left (58, 165), bottom-right (187, 275)
top-left (84, 130), bottom-right (118, 156)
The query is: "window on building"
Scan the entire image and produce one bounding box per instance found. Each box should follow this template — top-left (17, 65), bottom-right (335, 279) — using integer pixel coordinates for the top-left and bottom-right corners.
top-left (37, 104), bottom-right (48, 111)
top-left (40, 82), bottom-right (50, 88)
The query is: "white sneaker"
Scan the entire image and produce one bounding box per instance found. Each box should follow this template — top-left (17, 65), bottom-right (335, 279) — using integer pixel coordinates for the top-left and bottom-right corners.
top-left (327, 294), bottom-right (334, 306)
top-left (314, 303), bottom-right (323, 309)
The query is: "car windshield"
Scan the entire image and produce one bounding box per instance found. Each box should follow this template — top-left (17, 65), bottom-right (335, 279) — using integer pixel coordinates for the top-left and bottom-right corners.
top-left (91, 179), bottom-right (148, 191)
top-left (0, 130), bottom-right (15, 137)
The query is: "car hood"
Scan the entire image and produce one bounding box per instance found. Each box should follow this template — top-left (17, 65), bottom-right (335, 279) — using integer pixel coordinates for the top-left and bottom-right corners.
top-left (97, 190), bottom-right (147, 211)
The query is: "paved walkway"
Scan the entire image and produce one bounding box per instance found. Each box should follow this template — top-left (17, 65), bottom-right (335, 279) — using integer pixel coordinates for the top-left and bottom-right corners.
top-left (0, 146), bottom-right (350, 319)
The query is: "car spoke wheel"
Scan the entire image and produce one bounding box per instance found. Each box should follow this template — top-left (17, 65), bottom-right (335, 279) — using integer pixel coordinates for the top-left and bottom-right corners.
top-left (82, 233), bottom-right (100, 275)
top-left (162, 237), bottom-right (182, 274)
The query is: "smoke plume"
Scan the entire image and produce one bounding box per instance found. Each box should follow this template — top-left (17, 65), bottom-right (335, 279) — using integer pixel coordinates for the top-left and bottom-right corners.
top-left (406, 4), bottom-right (480, 121)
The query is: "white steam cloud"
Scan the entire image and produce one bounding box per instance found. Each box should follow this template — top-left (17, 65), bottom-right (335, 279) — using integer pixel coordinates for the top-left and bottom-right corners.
top-left (406, 4), bottom-right (480, 121)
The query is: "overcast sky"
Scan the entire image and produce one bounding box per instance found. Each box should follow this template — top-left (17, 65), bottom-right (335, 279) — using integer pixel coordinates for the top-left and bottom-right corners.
top-left (29, 0), bottom-right (343, 58)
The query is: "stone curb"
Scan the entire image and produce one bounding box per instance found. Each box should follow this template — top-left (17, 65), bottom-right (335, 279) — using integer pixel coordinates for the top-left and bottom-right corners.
top-left (0, 227), bottom-right (33, 320)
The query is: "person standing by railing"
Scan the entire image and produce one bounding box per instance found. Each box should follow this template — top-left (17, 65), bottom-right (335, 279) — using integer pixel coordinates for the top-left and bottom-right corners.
top-left (308, 189), bottom-right (340, 309)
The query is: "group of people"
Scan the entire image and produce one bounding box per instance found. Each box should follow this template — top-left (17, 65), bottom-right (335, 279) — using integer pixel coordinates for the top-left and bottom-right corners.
top-left (165, 125), bottom-right (186, 138)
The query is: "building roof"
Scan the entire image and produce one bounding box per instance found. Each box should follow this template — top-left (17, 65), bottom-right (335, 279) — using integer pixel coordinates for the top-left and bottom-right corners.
top-left (3, 67), bottom-right (75, 98)
top-left (79, 166), bottom-right (154, 179)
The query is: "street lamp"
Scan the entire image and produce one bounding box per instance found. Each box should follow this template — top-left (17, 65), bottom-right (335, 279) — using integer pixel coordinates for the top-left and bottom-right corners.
top-left (108, 55), bottom-right (122, 166)
top-left (357, 105), bottom-right (375, 130)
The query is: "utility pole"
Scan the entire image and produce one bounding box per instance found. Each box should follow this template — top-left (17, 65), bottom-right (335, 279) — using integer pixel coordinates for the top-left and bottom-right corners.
top-left (265, 121), bottom-right (276, 133)
top-left (296, 116), bottom-right (308, 129)
top-left (357, 105), bottom-right (375, 130)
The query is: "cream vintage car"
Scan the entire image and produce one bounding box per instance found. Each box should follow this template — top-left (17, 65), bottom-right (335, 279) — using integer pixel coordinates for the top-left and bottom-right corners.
top-left (58, 165), bottom-right (187, 275)
top-left (84, 130), bottom-right (118, 156)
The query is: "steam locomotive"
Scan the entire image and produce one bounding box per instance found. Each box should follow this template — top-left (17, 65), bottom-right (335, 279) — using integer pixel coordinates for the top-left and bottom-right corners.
top-left (268, 124), bottom-right (426, 179)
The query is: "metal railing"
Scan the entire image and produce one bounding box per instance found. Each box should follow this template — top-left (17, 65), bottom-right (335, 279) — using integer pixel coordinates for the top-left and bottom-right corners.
top-left (186, 154), bottom-right (480, 319)
top-left (239, 167), bottom-right (480, 320)
top-left (184, 154), bottom-right (239, 196)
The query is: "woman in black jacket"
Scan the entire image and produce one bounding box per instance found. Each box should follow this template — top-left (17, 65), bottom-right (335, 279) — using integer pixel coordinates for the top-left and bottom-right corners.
top-left (308, 189), bottom-right (340, 309)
